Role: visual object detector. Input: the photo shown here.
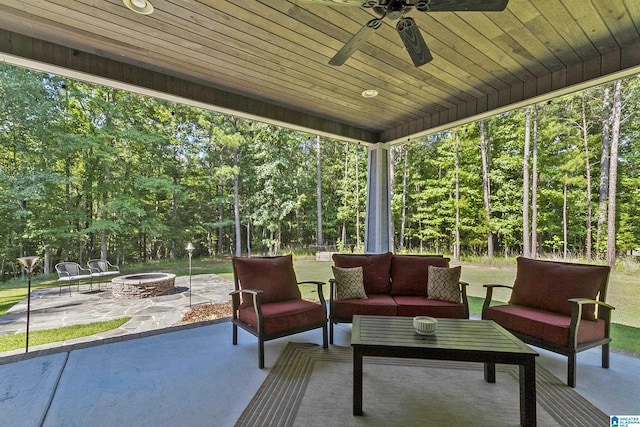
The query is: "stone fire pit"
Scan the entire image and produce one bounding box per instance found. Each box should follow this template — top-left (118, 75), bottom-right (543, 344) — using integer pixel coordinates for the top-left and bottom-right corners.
top-left (111, 273), bottom-right (176, 299)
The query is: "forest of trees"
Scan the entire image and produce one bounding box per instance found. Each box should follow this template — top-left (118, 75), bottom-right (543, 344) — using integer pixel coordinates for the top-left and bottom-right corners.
top-left (1, 63), bottom-right (639, 277)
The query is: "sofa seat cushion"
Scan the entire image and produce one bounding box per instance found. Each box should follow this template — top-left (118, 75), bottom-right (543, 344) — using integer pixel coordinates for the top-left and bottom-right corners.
top-left (332, 294), bottom-right (397, 319)
top-left (332, 252), bottom-right (393, 294)
top-left (393, 296), bottom-right (467, 318)
top-left (484, 304), bottom-right (606, 347)
top-left (238, 299), bottom-right (326, 335)
top-left (390, 255), bottom-right (449, 296)
top-left (509, 257), bottom-right (610, 321)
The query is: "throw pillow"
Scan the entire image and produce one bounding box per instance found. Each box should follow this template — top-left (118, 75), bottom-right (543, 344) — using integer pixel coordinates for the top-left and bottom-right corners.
top-left (332, 266), bottom-right (368, 300)
top-left (427, 265), bottom-right (462, 303)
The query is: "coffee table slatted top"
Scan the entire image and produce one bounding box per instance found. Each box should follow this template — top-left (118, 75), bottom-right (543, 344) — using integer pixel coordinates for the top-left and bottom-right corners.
top-left (352, 316), bottom-right (537, 356)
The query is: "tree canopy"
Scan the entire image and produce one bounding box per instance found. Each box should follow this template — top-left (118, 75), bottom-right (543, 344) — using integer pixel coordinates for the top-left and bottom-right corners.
top-left (1, 63), bottom-right (639, 277)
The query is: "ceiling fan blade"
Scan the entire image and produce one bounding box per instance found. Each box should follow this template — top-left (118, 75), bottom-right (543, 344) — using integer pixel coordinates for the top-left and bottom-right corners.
top-left (329, 18), bottom-right (382, 66)
top-left (396, 17), bottom-right (433, 67)
top-left (416, 0), bottom-right (509, 12)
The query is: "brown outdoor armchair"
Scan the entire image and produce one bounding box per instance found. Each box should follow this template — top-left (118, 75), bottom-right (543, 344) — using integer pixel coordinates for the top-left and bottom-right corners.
top-left (230, 255), bottom-right (328, 368)
top-left (482, 257), bottom-right (614, 387)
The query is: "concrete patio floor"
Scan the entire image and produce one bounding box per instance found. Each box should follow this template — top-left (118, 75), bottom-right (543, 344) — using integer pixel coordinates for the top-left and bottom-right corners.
top-left (1, 274), bottom-right (639, 426)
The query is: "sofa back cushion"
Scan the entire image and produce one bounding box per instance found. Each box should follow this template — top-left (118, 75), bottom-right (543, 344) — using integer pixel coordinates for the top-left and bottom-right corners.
top-left (390, 255), bottom-right (450, 296)
top-left (232, 255), bottom-right (301, 305)
top-left (332, 252), bottom-right (393, 294)
top-left (509, 257), bottom-right (610, 320)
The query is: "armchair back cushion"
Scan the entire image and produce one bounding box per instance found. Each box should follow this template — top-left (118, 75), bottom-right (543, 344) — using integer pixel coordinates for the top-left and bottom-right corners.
top-left (509, 257), bottom-right (610, 321)
top-left (390, 255), bottom-right (449, 296)
top-left (232, 255), bottom-right (301, 305)
top-left (332, 252), bottom-right (393, 294)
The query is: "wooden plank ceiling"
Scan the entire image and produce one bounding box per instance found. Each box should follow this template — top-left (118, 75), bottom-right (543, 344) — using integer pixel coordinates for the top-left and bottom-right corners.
top-left (0, 0), bottom-right (639, 144)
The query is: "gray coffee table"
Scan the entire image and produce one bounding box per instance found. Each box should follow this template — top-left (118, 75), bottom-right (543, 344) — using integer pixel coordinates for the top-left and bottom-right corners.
top-left (351, 315), bottom-right (539, 426)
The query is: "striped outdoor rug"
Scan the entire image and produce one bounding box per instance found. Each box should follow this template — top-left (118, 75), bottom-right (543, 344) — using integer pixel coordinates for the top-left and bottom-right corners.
top-left (236, 342), bottom-right (608, 427)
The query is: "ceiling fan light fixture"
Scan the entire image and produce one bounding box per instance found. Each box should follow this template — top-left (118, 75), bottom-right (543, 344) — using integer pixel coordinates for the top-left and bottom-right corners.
top-left (123, 0), bottom-right (154, 15)
top-left (362, 89), bottom-right (378, 98)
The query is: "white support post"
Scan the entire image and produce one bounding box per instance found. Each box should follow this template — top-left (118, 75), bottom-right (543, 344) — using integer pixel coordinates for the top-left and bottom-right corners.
top-left (364, 143), bottom-right (392, 253)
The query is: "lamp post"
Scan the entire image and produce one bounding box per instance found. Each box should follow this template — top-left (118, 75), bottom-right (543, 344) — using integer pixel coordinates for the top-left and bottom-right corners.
top-left (185, 243), bottom-right (195, 306)
top-left (17, 255), bottom-right (39, 353)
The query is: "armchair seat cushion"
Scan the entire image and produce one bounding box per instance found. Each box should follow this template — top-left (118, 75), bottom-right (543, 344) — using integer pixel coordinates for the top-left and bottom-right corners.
top-left (332, 294), bottom-right (397, 318)
top-left (393, 295), bottom-right (467, 318)
top-left (484, 304), bottom-right (606, 347)
top-left (238, 299), bottom-right (326, 336)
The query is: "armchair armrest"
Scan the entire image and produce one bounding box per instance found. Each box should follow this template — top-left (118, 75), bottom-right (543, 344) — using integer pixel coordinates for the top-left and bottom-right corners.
top-left (329, 278), bottom-right (336, 308)
top-left (568, 298), bottom-right (616, 347)
top-left (78, 266), bottom-right (92, 275)
top-left (229, 289), bottom-right (265, 330)
top-left (459, 281), bottom-right (470, 318)
top-left (481, 284), bottom-right (514, 317)
top-left (297, 281), bottom-right (326, 307)
top-left (57, 271), bottom-right (72, 279)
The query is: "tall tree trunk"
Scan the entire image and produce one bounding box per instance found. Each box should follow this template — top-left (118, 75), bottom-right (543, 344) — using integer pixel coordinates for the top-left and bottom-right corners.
top-left (389, 146), bottom-right (396, 251)
top-left (522, 107), bottom-right (531, 258)
top-left (454, 135), bottom-right (461, 262)
top-left (479, 120), bottom-right (494, 258)
top-left (315, 136), bottom-right (323, 248)
top-left (400, 146), bottom-right (408, 252)
top-left (100, 163), bottom-right (110, 260)
top-left (531, 105), bottom-right (539, 258)
top-left (246, 221), bottom-right (251, 258)
top-left (64, 159), bottom-right (71, 261)
top-left (342, 143), bottom-right (349, 250)
top-left (355, 148), bottom-right (361, 248)
top-left (581, 93), bottom-right (593, 260)
top-left (44, 246), bottom-right (51, 275)
top-left (170, 177), bottom-right (178, 260)
top-left (597, 86), bottom-right (611, 258)
top-left (233, 145), bottom-right (241, 257)
top-left (607, 79), bottom-right (622, 267)
top-left (217, 184), bottom-right (224, 255)
top-left (563, 179), bottom-right (568, 260)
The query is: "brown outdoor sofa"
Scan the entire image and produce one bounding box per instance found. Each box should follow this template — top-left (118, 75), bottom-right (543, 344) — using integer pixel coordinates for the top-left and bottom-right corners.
top-left (329, 252), bottom-right (469, 344)
top-left (482, 256), bottom-right (614, 387)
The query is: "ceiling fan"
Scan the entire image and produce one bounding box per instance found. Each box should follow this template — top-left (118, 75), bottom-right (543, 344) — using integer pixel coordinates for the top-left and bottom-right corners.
top-left (309, 0), bottom-right (509, 67)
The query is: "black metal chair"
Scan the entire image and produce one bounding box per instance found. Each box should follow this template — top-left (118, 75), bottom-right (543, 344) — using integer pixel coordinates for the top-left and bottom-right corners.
top-left (55, 262), bottom-right (93, 295)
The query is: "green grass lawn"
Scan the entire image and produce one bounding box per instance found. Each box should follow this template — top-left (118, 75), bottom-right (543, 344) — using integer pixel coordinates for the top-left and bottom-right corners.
top-left (0, 317), bottom-right (130, 352)
top-left (1, 256), bottom-right (638, 354)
